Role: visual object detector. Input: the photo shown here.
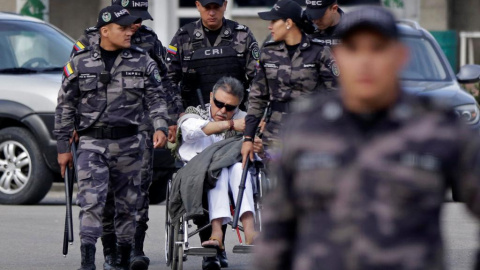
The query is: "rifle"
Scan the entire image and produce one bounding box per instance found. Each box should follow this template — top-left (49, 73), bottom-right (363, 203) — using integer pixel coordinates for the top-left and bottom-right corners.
top-left (232, 158), bottom-right (251, 230)
top-left (232, 104), bottom-right (271, 230)
top-left (196, 88), bottom-right (206, 111)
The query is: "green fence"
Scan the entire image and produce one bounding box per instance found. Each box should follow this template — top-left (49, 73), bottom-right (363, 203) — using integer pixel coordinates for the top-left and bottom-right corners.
top-left (430, 30), bottom-right (458, 71)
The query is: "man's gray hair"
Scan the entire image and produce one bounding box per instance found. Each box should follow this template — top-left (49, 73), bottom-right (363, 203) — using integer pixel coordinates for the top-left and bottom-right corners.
top-left (212, 77), bottom-right (244, 102)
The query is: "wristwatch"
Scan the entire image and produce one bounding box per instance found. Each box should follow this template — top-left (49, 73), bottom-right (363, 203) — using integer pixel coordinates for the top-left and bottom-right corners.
top-left (243, 136), bottom-right (253, 142)
top-left (156, 127), bottom-right (169, 137)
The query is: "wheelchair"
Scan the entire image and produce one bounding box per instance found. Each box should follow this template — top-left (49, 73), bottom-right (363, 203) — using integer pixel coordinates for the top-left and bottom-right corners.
top-left (164, 159), bottom-right (272, 270)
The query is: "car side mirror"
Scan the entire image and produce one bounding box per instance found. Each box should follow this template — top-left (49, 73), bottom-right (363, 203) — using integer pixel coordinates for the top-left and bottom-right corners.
top-left (457, 64), bottom-right (480, 84)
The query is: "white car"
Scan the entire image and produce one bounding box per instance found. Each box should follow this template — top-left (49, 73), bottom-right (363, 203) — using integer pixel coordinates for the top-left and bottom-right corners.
top-left (0, 12), bottom-right (72, 204)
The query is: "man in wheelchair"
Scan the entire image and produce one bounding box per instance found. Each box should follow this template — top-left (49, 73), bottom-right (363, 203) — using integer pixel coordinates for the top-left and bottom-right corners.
top-left (175, 76), bottom-right (260, 269)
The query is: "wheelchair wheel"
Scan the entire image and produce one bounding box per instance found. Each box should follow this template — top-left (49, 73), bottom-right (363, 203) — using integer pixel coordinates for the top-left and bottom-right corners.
top-left (259, 169), bottom-right (270, 196)
top-left (165, 179), bottom-right (174, 266)
top-left (171, 219), bottom-right (184, 270)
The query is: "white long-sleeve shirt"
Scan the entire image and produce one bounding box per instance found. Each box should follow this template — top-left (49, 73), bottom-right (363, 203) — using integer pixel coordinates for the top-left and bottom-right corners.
top-left (179, 105), bottom-right (246, 162)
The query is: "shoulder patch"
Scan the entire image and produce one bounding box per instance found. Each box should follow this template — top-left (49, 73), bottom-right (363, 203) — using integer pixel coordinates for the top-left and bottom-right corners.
top-left (63, 62), bottom-right (74, 78)
top-left (249, 42), bottom-right (260, 60)
top-left (167, 45), bottom-right (178, 55)
top-left (331, 61), bottom-right (340, 77)
top-left (146, 61), bottom-right (162, 84)
top-left (72, 46), bottom-right (91, 56)
top-left (73, 41), bottom-right (86, 52)
top-left (235, 24), bottom-right (248, 31)
top-left (153, 69), bottom-right (161, 83)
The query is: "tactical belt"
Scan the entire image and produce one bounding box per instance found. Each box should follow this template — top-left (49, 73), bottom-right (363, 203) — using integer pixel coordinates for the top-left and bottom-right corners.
top-left (78, 125), bottom-right (139, 140)
top-left (271, 100), bottom-right (291, 113)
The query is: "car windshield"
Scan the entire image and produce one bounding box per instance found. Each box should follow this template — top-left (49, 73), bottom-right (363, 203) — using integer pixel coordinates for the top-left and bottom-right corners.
top-left (0, 20), bottom-right (73, 73)
top-left (401, 37), bottom-right (450, 81)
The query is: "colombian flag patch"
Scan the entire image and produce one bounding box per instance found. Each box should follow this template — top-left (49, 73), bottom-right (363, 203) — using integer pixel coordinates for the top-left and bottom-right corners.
top-left (74, 41), bottom-right (85, 51)
top-left (63, 62), bottom-right (74, 78)
top-left (167, 45), bottom-right (177, 55)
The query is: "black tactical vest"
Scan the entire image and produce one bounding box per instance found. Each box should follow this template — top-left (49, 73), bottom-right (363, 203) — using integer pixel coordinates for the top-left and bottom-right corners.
top-left (181, 22), bottom-right (247, 108)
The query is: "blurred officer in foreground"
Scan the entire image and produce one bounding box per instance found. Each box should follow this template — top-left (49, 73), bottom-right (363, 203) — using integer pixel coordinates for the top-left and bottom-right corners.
top-left (166, 0), bottom-right (259, 268)
top-left (242, 0), bottom-right (338, 164)
top-left (255, 6), bottom-right (480, 270)
top-left (166, 0), bottom-right (259, 111)
top-left (305, 0), bottom-right (343, 46)
top-left (55, 6), bottom-right (169, 270)
top-left (71, 1), bottom-right (178, 269)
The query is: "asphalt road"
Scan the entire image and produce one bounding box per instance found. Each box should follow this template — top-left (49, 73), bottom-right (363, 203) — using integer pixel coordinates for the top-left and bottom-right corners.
top-left (0, 187), bottom-right (478, 270)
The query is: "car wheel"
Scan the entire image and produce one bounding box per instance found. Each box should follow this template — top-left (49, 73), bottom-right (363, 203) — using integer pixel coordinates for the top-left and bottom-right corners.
top-left (0, 127), bottom-right (53, 204)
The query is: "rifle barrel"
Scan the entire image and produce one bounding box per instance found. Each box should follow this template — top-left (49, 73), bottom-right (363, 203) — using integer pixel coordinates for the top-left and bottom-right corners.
top-left (232, 159), bottom-right (251, 229)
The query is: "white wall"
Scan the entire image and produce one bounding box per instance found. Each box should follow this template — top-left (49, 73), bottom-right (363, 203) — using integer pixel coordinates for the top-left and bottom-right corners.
top-left (0, 0), bottom-right (17, 12)
top-left (419, 0), bottom-right (448, 31)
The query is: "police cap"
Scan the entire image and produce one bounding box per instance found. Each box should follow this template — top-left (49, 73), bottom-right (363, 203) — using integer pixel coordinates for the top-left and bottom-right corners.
top-left (96, 5), bottom-right (142, 29)
top-left (112, 0), bottom-right (153, 21)
top-left (258, 0), bottom-right (303, 23)
top-left (198, 0), bottom-right (225, 6)
top-left (305, 0), bottom-right (336, 20)
top-left (335, 6), bottom-right (398, 40)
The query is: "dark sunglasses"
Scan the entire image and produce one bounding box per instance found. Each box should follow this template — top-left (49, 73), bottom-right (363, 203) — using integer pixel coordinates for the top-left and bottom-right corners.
top-left (213, 97), bottom-right (238, 112)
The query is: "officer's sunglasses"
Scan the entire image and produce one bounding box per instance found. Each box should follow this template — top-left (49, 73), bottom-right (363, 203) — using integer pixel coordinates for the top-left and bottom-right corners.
top-left (213, 97), bottom-right (238, 112)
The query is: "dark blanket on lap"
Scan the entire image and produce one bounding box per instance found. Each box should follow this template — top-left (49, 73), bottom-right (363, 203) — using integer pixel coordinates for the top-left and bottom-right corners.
top-left (168, 135), bottom-right (243, 222)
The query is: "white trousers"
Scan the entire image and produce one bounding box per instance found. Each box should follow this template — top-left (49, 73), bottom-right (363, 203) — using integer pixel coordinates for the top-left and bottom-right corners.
top-left (208, 163), bottom-right (255, 225)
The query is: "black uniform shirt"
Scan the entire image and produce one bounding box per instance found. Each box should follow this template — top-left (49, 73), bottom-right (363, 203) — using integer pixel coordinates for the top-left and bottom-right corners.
top-left (203, 25), bottom-right (222, 46)
top-left (100, 47), bottom-right (122, 72)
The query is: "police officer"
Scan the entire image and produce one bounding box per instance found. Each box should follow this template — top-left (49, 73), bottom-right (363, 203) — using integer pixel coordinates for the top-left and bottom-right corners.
top-left (72, 3), bottom-right (182, 132)
top-left (166, 1), bottom-right (259, 268)
top-left (242, 0), bottom-right (338, 164)
top-left (55, 6), bottom-right (169, 270)
top-left (166, 0), bottom-right (259, 111)
top-left (305, 0), bottom-right (344, 46)
top-left (71, 2), bottom-right (179, 269)
top-left (255, 6), bottom-right (480, 270)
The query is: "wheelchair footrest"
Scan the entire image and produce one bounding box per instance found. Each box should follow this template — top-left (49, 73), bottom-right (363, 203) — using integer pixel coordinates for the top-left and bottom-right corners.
top-left (232, 244), bottom-right (255, 254)
top-left (185, 247), bottom-right (217, 257)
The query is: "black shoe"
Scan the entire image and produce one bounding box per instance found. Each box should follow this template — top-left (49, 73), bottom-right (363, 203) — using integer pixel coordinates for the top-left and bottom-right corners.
top-left (130, 227), bottom-right (150, 270)
top-left (130, 254), bottom-right (150, 270)
top-left (78, 243), bottom-right (96, 270)
top-left (101, 234), bottom-right (116, 270)
top-left (217, 249), bottom-right (228, 268)
top-left (115, 243), bottom-right (132, 270)
top-left (202, 256), bottom-right (221, 270)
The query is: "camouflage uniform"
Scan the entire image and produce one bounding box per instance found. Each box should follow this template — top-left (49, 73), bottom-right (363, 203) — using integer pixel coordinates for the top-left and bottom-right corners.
top-left (166, 18), bottom-right (259, 263)
top-left (55, 43), bottom-right (169, 245)
top-left (255, 92), bottom-right (480, 270)
top-left (71, 26), bottom-right (183, 122)
top-left (166, 18), bottom-right (259, 109)
top-left (71, 25), bottom-right (180, 239)
top-left (244, 34), bottom-right (338, 148)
